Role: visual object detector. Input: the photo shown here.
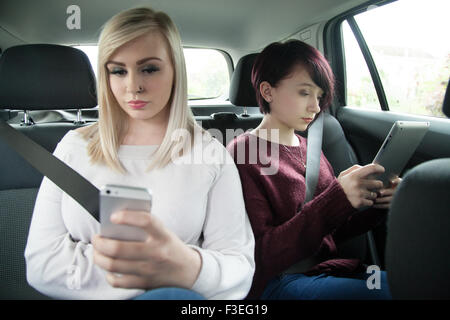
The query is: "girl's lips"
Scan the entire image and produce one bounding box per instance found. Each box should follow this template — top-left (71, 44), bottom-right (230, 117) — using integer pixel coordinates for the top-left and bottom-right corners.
top-left (128, 101), bottom-right (148, 109)
top-left (302, 118), bottom-right (314, 123)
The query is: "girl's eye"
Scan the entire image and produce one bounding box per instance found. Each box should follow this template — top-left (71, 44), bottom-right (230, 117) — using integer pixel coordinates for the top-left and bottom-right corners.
top-left (109, 68), bottom-right (126, 76)
top-left (107, 65), bottom-right (159, 76)
top-left (142, 65), bottom-right (160, 74)
top-left (300, 91), bottom-right (309, 96)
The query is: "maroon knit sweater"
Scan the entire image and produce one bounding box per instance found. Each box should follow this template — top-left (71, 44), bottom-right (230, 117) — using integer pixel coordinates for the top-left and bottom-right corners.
top-left (227, 133), bottom-right (387, 299)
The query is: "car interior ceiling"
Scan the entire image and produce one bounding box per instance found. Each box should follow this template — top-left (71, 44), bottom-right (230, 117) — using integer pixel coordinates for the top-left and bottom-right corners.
top-left (0, 0), bottom-right (369, 62)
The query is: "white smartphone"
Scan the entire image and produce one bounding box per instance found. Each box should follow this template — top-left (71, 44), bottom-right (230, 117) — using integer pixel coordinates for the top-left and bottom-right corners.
top-left (372, 121), bottom-right (430, 187)
top-left (100, 184), bottom-right (152, 241)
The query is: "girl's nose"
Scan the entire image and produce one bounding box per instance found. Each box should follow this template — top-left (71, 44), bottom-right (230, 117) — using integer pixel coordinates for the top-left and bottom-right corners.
top-left (126, 72), bottom-right (143, 95)
top-left (308, 97), bottom-right (321, 114)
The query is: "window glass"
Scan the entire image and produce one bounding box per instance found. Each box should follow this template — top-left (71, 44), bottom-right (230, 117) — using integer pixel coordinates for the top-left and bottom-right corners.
top-left (77, 45), bottom-right (98, 76)
top-left (76, 46), bottom-right (230, 101)
top-left (342, 20), bottom-right (380, 110)
top-left (344, 0), bottom-right (449, 117)
top-left (184, 48), bottom-right (230, 100)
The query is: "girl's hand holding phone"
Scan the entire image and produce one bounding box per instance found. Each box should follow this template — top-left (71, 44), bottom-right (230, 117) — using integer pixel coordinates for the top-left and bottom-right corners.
top-left (92, 210), bottom-right (202, 290)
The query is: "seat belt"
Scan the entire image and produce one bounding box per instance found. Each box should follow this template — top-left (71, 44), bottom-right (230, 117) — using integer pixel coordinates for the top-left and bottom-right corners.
top-left (303, 112), bottom-right (381, 266)
top-left (290, 111), bottom-right (382, 271)
top-left (282, 112), bottom-right (324, 275)
top-left (304, 111), bottom-right (324, 203)
top-left (0, 119), bottom-right (100, 222)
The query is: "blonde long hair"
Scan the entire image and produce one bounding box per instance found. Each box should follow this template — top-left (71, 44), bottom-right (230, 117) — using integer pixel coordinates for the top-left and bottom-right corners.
top-left (83, 7), bottom-right (198, 173)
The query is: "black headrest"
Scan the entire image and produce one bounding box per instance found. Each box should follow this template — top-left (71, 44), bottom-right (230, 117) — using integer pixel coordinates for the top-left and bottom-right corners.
top-left (443, 79), bottom-right (450, 118)
top-left (229, 53), bottom-right (258, 107)
top-left (0, 44), bottom-right (97, 110)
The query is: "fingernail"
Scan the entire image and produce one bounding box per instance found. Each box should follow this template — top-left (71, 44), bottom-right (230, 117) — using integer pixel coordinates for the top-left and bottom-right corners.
top-left (110, 213), bottom-right (120, 223)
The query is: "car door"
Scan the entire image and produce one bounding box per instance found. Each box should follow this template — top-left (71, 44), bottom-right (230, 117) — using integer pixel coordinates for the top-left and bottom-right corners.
top-left (324, 0), bottom-right (450, 266)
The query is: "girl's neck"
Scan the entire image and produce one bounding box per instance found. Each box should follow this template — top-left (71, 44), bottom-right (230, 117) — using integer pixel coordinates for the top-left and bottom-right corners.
top-left (122, 110), bottom-right (170, 146)
top-left (251, 114), bottom-right (299, 146)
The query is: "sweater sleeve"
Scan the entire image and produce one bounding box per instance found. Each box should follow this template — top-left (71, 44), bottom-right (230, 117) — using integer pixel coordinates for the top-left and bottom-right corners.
top-left (332, 207), bottom-right (387, 244)
top-left (188, 149), bottom-right (255, 300)
top-left (24, 137), bottom-right (143, 300)
top-left (321, 155), bottom-right (388, 245)
top-left (238, 164), bottom-right (353, 274)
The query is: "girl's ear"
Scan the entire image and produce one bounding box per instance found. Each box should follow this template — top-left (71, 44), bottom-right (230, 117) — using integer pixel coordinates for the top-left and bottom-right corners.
top-left (259, 81), bottom-right (273, 103)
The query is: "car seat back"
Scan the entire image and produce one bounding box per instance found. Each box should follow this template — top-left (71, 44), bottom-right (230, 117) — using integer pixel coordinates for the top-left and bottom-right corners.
top-left (0, 44), bottom-right (97, 299)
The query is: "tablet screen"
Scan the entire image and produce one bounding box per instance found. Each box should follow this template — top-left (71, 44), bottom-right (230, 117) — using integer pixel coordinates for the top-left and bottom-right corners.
top-left (372, 121), bottom-right (429, 187)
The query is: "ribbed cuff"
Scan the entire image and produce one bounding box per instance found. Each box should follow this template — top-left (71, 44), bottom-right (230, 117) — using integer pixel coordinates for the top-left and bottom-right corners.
top-left (186, 245), bottom-right (219, 298)
top-left (305, 178), bottom-right (356, 231)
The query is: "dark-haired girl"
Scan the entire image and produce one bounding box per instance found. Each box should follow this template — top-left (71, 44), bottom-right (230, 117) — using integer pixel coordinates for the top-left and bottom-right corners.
top-left (227, 40), bottom-right (400, 300)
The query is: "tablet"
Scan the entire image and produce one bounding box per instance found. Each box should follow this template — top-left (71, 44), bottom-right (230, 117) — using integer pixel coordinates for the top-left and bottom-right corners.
top-left (372, 120), bottom-right (430, 187)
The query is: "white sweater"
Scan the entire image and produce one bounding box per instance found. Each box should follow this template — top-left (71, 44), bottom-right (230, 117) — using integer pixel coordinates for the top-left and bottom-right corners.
top-left (24, 130), bottom-right (255, 300)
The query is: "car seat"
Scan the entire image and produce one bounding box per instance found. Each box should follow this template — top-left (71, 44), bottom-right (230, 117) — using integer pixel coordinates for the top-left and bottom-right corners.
top-left (385, 80), bottom-right (450, 299)
top-left (0, 44), bottom-right (97, 299)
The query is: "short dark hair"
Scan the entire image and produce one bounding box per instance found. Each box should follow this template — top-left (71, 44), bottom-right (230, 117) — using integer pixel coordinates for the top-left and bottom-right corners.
top-left (251, 40), bottom-right (335, 114)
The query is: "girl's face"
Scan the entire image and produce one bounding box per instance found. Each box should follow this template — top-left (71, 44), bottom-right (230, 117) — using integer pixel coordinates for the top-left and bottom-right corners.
top-left (106, 31), bottom-right (174, 123)
top-left (263, 64), bottom-right (323, 131)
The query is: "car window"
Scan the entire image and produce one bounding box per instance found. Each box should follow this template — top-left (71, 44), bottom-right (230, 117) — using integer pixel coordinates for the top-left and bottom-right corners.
top-left (342, 0), bottom-right (449, 118)
top-left (342, 20), bottom-right (380, 110)
top-left (76, 46), bottom-right (230, 101)
top-left (184, 48), bottom-right (230, 101)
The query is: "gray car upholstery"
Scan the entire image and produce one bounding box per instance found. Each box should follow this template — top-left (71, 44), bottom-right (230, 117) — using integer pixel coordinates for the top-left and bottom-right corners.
top-left (386, 82), bottom-right (450, 299)
top-left (0, 44), bottom-right (96, 299)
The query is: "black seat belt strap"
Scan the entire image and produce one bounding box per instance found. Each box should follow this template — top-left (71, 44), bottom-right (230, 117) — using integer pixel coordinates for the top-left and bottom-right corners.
top-left (0, 119), bottom-right (100, 221)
